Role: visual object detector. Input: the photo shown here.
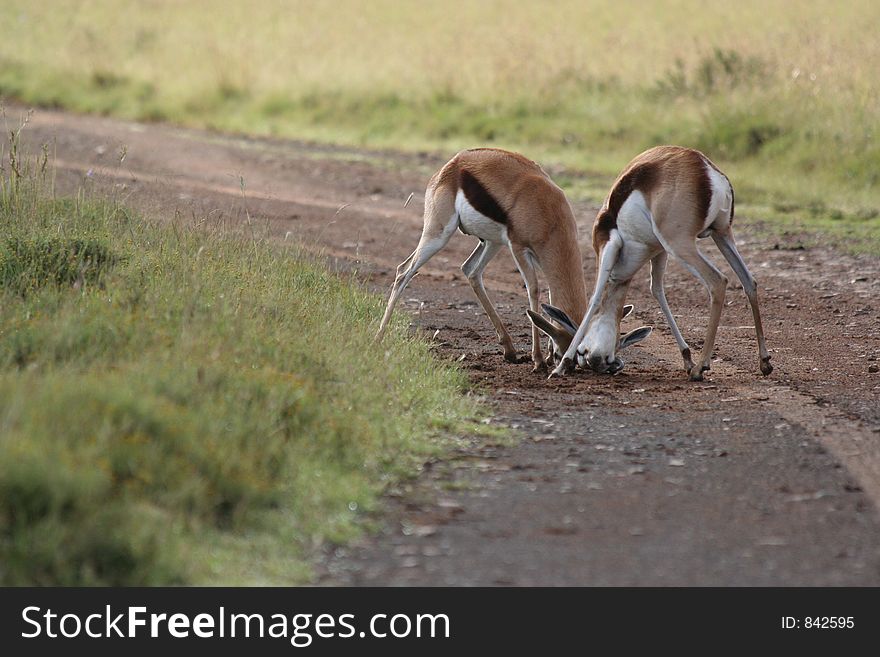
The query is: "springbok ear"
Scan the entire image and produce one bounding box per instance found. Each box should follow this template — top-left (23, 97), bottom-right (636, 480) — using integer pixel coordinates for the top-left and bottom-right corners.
top-left (527, 310), bottom-right (571, 343)
top-left (622, 304), bottom-right (634, 319)
top-left (619, 326), bottom-right (652, 350)
top-left (540, 303), bottom-right (576, 336)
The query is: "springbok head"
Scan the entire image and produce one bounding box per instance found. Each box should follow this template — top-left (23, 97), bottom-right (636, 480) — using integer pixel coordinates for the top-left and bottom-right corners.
top-left (528, 303), bottom-right (651, 374)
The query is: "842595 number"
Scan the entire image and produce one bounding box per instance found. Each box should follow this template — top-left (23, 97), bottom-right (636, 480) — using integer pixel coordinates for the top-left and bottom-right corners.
top-left (782, 616), bottom-right (854, 629)
top-left (804, 617), bottom-right (854, 629)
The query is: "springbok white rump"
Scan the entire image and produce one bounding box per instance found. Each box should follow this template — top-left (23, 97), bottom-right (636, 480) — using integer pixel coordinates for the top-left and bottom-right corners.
top-left (375, 148), bottom-right (596, 371)
top-left (536, 145), bottom-right (772, 381)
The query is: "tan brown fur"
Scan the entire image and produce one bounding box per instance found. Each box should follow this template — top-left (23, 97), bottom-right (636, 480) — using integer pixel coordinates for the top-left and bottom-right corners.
top-left (593, 146), bottom-right (711, 254)
top-left (451, 150), bottom-right (587, 323)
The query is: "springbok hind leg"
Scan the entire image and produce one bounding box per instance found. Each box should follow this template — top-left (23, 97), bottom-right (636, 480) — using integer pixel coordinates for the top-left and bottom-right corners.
top-left (509, 245), bottom-right (546, 371)
top-left (711, 229), bottom-right (773, 375)
top-left (375, 206), bottom-right (458, 342)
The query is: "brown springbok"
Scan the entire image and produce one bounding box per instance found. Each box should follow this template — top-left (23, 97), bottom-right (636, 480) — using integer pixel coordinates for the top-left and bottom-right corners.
top-left (535, 145), bottom-right (772, 381)
top-left (375, 148), bottom-right (648, 370)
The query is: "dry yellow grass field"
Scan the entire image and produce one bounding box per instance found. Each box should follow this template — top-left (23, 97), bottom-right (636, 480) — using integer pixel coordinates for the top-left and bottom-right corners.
top-left (2, 1), bottom-right (875, 100)
top-left (1, 1), bottom-right (878, 229)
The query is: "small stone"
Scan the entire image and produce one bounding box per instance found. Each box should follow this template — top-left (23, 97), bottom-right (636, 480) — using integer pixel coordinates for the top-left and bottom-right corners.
top-left (437, 500), bottom-right (464, 515)
top-left (411, 525), bottom-right (437, 537)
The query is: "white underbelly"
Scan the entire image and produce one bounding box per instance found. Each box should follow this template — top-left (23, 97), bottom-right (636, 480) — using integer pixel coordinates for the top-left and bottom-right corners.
top-left (617, 191), bottom-right (660, 247)
top-left (609, 191), bottom-right (662, 280)
top-left (455, 190), bottom-right (509, 244)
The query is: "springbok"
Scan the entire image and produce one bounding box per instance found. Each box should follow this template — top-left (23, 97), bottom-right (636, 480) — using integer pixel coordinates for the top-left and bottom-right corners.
top-left (375, 148), bottom-right (646, 370)
top-left (533, 145), bottom-right (772, 381)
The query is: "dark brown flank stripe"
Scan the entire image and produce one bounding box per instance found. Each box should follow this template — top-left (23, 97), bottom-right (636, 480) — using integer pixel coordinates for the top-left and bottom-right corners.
top-left (729, 185), bottom-right (735, 225)
top-left (594, 161), bottom-right (660, 248)
top-left (460, 168), bottom-right (508, 225)
top-left (695, 159), bottom-right (713, 226)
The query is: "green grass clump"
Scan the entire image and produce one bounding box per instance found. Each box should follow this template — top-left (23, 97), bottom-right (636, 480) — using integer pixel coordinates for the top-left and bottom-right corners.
top-left (0, 235), bottom-right (118, 295)
top-left (0, 142), bottom-right (481, 584)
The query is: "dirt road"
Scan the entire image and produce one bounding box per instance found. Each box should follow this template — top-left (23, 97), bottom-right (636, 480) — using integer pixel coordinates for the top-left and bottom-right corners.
top-left (17, 106), bottom-right (880, 585)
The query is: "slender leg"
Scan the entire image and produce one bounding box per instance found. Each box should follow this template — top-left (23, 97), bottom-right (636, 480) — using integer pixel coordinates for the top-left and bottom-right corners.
top-left (711, 230), bottom-right (773, 375)
top-left (662, 240), bottom-right (728, 381)
top-left (375, 206), bottom-right (458, 342)
top-left (509, 245), bottom-right (546, 371)
top-left (545, 336), bottom-right (556, 367)
top-left (461, 240), bottom-right (518, 361)
top-left (650, 252), bottom-right (695, 372)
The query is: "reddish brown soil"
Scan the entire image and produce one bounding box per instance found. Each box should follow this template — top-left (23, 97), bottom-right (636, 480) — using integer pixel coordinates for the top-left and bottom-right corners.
top-left (18, 106), bottom-right (880, 585)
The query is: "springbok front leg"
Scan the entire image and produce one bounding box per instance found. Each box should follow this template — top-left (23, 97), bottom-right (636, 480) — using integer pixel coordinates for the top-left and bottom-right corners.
top-left (509, 245), bottom-right (547, 371)
top-left (461, 240), bottom-right (518, 362)
top-left (663, 238), bottom-right (727, 381)
top-left (650, 252), bottom-right (696, 373)
top-left (710, 229), bottom-right (773, 375)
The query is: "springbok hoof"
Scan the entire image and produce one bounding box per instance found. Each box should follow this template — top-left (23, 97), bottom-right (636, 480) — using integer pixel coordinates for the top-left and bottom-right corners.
top-left (532, 360), bottom-right (548, 374)
top-left (503, 351), bottom-right (522, 364)
top-left (549, 358), bottom-right (574, 379)
top-left (688, 365), bottom-right (705, 381)
top-left (680, 348), bottom-right (694, 372)
top-left (760, 357), bottom-right (773, 376)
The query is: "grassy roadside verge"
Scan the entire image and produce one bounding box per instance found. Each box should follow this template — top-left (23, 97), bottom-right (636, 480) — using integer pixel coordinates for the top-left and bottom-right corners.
top-left (0, 136), bottom-right (484, 585)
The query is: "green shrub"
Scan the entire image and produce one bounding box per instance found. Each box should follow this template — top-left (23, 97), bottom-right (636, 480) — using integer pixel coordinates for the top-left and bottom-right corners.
top-left (696, 108), bottom-right (786, 160)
